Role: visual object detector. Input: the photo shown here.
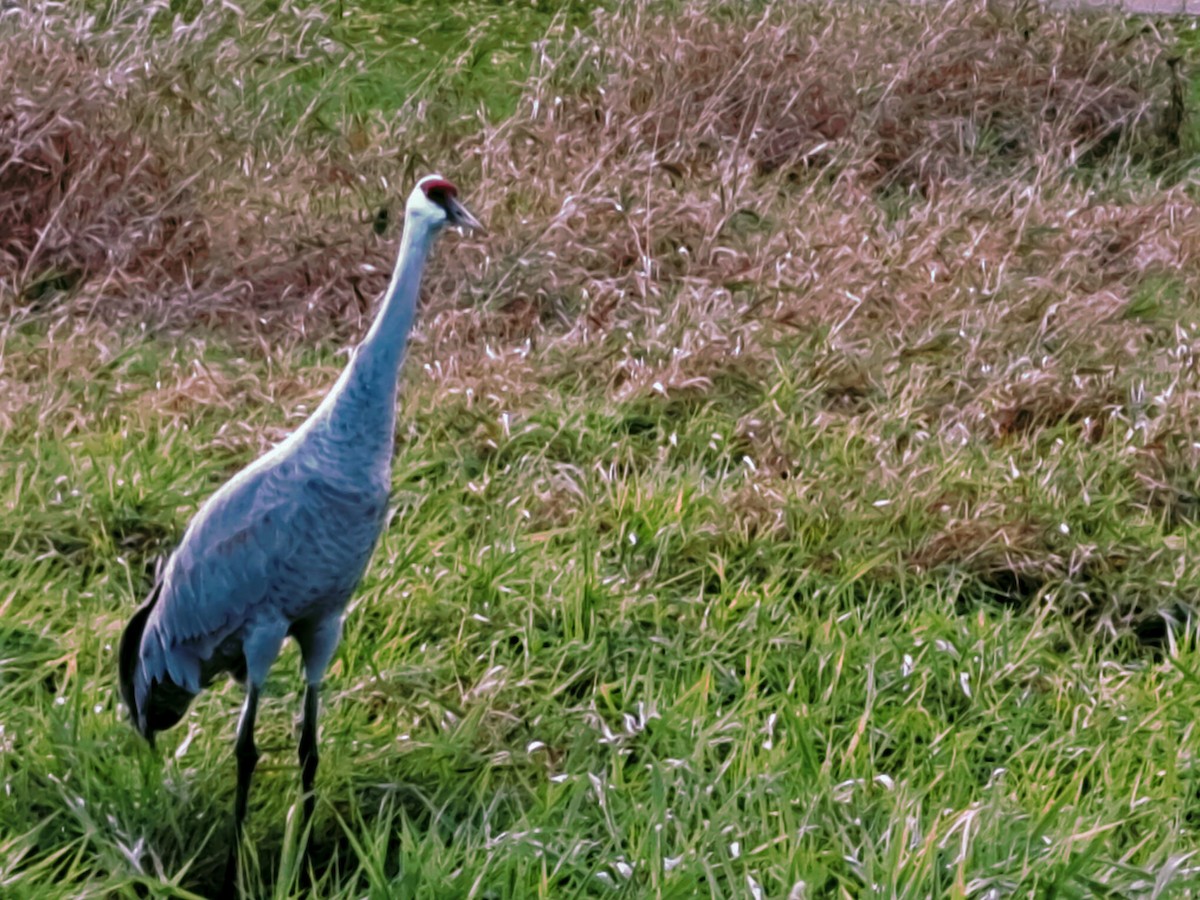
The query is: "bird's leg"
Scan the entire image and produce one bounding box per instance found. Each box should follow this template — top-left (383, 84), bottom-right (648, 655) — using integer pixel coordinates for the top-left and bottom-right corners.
top-left (299, 681), bottom-right (320, 829)
top-left (233, 682), bottom-right (262, 834)
top-left (223, 682), bottom-right (261, 895)
top-left (295, 617), bottom-right (342, 890)
top-left (295, 615), bottom-right (341, 830)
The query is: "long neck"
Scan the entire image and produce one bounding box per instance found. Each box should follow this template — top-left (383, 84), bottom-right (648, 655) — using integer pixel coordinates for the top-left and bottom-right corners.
top-left (313, 219), bottom-right (435, 461)
top-left (360, 218), bottom-right (435, 376)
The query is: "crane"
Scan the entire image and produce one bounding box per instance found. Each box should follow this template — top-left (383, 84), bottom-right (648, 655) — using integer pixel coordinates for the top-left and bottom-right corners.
top-left (117, 174), bottom-right (484, 890)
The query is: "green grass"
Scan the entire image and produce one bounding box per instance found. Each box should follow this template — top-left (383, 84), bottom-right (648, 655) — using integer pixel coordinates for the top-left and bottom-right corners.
top-left (5, 318), bottom-right (1200, 896)
top-left (4, 0), bottom-right (1200, 897)
top-left (329, 0), bottom-right (595, 121)
top-left (147, 0), bottom-right (596, 129)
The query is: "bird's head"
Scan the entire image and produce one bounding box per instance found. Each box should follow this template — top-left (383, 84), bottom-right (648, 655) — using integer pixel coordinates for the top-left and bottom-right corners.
top-left (406, 174), bottom-right (485, 236)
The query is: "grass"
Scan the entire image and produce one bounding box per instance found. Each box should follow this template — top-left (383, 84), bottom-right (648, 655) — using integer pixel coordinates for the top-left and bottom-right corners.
top-left (4, 0), bottom-right (1200, 896)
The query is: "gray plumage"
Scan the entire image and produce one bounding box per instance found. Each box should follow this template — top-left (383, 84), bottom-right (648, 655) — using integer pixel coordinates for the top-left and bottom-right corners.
top-left (117, 175), bottom-right (483, 887)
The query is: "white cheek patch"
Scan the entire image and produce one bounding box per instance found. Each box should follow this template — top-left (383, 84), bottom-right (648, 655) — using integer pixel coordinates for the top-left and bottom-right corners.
top-left (407, 192), bottom-right (448, 223)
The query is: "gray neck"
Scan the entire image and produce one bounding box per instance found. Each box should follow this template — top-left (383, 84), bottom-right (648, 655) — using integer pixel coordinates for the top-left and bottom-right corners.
top-left (314, 219), bottom-right (436, 458)
top-left (361, 219), bottom-right (435, 375)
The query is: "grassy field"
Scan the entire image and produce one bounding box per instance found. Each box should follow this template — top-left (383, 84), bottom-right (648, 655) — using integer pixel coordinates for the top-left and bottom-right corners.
top-left (4, 0), bottom-right (1200, 896)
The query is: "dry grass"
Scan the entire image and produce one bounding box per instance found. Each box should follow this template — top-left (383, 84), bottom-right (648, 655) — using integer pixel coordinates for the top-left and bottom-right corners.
top-left (0, 32), bottom-right (202, 303)
top-left (0, 0), bottom-right (430, 337)
top-left (0, 0), bottom-right (1186, 338)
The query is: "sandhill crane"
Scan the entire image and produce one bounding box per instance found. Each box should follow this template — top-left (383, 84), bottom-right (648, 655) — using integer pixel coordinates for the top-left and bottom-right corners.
top-left (118, 175), bottom-right (484, 888)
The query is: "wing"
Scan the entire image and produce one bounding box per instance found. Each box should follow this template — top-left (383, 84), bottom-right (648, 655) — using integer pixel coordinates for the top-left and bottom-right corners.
top-left (137, 454), bottom-right (306, 700)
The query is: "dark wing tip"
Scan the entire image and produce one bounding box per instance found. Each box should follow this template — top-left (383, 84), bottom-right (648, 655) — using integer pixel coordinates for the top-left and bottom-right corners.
top-left (118, 582), bottom-right (162, 732)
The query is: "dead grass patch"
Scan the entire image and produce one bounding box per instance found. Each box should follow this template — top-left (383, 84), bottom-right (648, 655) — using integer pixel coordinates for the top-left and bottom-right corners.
top-left (0, 34), bottom-right (205, 303)
top-left (0, 0), bottom-right (1188, 349)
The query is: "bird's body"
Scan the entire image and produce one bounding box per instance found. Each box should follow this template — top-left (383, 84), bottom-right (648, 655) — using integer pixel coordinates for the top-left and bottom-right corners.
top-left (118, 175), bottom-right (483, 891)
top-left (125, 328), bottom-right (398, 735)
top-left (127, 419), bottom-right (388, 732)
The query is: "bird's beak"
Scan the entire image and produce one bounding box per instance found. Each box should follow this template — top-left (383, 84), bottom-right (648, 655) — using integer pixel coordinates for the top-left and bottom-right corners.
top-left (447, 197), bottom-right (486, 235)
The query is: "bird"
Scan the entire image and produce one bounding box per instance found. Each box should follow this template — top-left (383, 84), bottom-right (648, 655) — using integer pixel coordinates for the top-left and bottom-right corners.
top-left (117, 174), bottom-right (484, 889)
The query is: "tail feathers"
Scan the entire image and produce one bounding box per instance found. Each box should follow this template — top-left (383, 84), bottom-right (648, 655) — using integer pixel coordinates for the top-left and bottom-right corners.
top-left (142, 678), bottom-right (195, 739)
top-left (118, 582), bottom-right (195, 743)
top-left (118, 582), bottom-right (159, 730)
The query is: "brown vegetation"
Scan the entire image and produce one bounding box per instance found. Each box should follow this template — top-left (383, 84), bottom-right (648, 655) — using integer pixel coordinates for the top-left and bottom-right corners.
top-left (0, 2), bottom-right (1187, 338)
